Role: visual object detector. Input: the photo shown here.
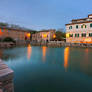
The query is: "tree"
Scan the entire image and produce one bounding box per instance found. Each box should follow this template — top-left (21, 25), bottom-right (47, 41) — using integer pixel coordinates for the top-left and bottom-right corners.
top-left (55, 29), bottom-right (66, 41)
top-left (10, 24), bottom-right (22, 29)
top-left (0, 22), bottom-right (9, 27)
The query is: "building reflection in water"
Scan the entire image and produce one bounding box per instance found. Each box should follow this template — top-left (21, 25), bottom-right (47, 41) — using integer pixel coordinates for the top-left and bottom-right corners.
top-left (42, 46), bottom-right (47, 62)
top-left (85, 48), bottom-right (89, 60)
top-left (84, 48), bottom-right (89, 64)
top-left (64, 47), bottom-right (70, 72)
top-left (27, 44), bottom-right (32, 60)
top-left (0, 49), bottom-right (3, 58)
top-left (85, 48), bottom-right (88, 53)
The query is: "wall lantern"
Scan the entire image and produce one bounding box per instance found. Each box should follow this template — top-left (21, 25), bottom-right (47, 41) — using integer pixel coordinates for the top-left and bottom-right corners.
top-left (66, 33), bottom-right (69, 38)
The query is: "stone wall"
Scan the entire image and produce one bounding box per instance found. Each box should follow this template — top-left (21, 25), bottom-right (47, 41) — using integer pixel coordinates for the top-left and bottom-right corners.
top-left (0, 60), bottom-right (14, 92)
top-left (31, 41), bottom-right (92, 48)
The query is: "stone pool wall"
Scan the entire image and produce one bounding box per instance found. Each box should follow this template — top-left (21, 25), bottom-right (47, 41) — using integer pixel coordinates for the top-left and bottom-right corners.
top-left (31, 41), bottom-right (92, 48)
top-left (0, 60), bottom-right (14, 92)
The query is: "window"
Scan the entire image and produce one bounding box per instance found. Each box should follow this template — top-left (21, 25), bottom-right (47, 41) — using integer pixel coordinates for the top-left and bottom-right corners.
top-left (69, 26), bottom-right (72, 29)
top-left (90, 24), bottom-right (92, 28)
top-left (76, 25), bottom-right (78, 29)
top-left (89, 33), bottom-right (92, 37)
top-left (69, 34), bottom-right (73, 37)
top-left (81, 24), bottom-right (87, 28)
top-left (81, 33), bottom-right (86, 37)
top-left (75, 34), bottom-right (79, 37)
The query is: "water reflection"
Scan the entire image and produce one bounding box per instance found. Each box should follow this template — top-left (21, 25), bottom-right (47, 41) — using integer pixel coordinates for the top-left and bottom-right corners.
top-left (42, 46), bottom-right (47, 62)
top-left (3, 46), bottom-right (92, 92)
top-left (27, 44), bottom-right (32, 60)
top-left (64, 47), bottom-right (70, 72)
top-left (84, 48), bottom-right (89, 64)
top-left (0, 49), bottom-right (3, 59)
top-left (85, 48), bottom-right (88, 53)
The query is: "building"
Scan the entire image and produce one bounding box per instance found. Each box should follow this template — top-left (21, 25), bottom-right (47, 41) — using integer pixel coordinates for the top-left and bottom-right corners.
top-left (32, 29), bottom-right (56, 42)
top-left (66, 14), bottom-right (92, 43)
top-left (0, 26), bottom-right (31, 42)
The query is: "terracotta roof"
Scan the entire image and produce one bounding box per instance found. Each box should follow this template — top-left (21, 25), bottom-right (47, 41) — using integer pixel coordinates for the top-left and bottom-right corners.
top-left (66, 14), bottom-right (92, 26)
top-left (88, 14), bottom-right (92, 17)
top-left (72, 18), bottom-right (88, 21)
top-left (72, 14), bottom-right (92, 21)
top-left (65, 21), bottom-right (92, 26)
top-left (0, 26), bottom-right (33, 32)
top-left (39, 29), bottom-right (55, 32)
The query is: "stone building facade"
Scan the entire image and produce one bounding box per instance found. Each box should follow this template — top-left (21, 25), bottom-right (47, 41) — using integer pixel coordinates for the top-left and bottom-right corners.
top-left (0, 27), bottom-right (31, 42)
top-left (66, 14), bottom-right (92, 43)
top-left (32, 29), bottom-right (56, 42)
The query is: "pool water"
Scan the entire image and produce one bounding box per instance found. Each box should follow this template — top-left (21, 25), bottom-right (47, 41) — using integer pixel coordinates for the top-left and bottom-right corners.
top-left (1, 45), bottom-right (92, 92)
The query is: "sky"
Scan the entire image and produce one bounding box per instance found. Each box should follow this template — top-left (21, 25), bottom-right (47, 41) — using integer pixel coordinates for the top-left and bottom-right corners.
top-left (0, 0), bottom-right (92, 31)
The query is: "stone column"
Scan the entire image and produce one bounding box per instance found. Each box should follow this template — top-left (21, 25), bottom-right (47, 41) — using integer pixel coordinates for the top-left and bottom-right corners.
top-left (0, 60), bottom-right (14, 92)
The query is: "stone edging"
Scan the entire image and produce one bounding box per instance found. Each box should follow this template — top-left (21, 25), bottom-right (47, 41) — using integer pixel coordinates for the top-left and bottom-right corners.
top-left (0, 59), bottom-right (14, 92)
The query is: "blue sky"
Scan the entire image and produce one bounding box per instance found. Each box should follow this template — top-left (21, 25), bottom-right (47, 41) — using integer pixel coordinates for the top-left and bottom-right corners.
top-left (0, 0), bottom-right (92, 31)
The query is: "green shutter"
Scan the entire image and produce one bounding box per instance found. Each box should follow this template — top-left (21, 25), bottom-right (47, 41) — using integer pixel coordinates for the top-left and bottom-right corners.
top-left (78, 34), bottom-right (79, 37)
top-left (89, 33), bottom-right (92, 37)
top-left (76, 25), bottom-right (78, 29)
top-left (72, 34), bottom-right (73, 37)
top-left (85, 25), bottom-right (87, 28)
top-left (90, 24), bottom-right (92, 28)
top-left (81, 25), bottom-right (83, 28)
top-left (81, 34), bottom-right (83, 37)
